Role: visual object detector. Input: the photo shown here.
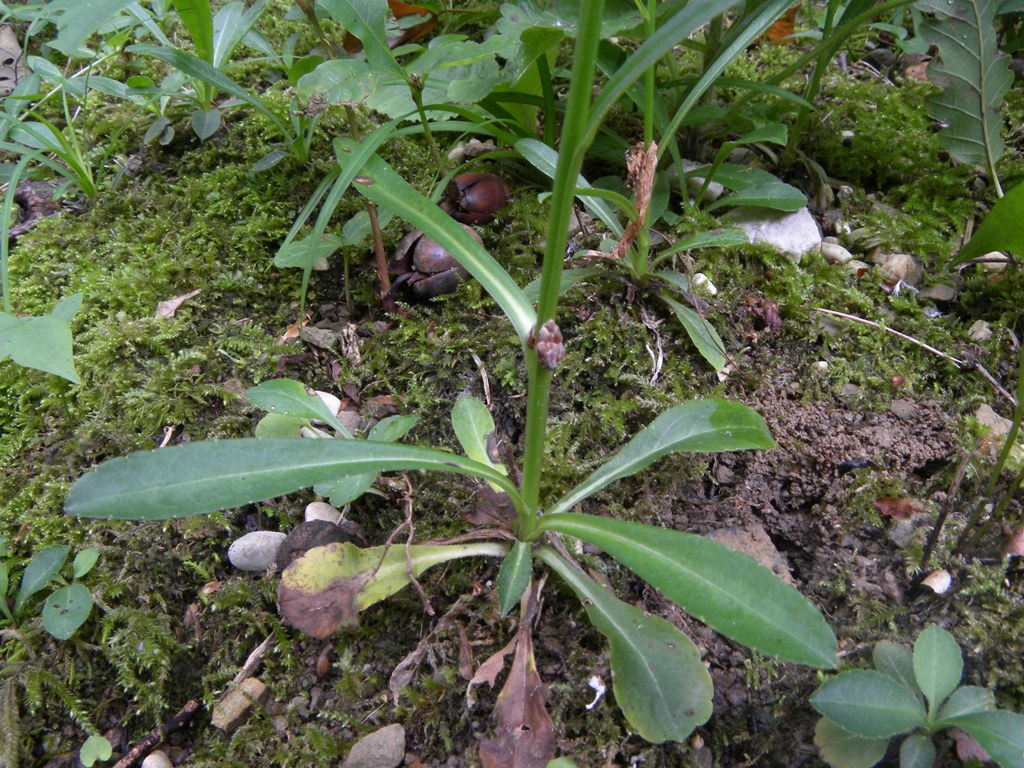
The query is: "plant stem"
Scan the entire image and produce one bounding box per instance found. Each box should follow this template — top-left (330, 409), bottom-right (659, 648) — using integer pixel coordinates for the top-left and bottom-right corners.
top-left (409, 77), bottom-right (448, 175)
top-left (518, 0), bottom-right (605, 532)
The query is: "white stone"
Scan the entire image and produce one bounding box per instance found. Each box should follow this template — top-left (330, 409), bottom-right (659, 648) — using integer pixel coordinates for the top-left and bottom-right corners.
top-left (968, 320), bottom-right (992, 342)
top-left (845, 259), bottom-right (870, 275)
top-left (305, 501), bottom-right (343, 524)
top-left (879, 253), bottom-right (921, 285)
top-left (980, 251), bottom-right (1009, 272)
top-left (692, 272), bottom-right (718, 296)
top-left (721, 206), bottom-right (821, 263)
top-left (921, 570), bottom-right (952, 594)
top-left (228, 531), bottom-right (286, 571)
top-left (315, 390), bottom-right (342, 416)
top-left (681, 160), bottom-right (724, 202)
top-left (813, 361), bottom-right (829, 373)
top-left (141, 752), bottom-right (173, 768)
top-left (312, 256), bottom-right (330, 271)
top-left (820, 241), bottom-right (855, 265)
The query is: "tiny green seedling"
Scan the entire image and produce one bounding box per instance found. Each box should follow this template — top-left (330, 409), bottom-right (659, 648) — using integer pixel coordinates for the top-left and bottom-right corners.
top-left (811, 624), bottom-right (1024, 768)
top-left (0, 537), bottom-right (100, 640)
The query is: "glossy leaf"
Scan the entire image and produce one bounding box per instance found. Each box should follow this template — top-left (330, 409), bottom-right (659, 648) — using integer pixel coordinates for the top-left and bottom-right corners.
top-left (65, 438), bottom-right (522, 520)
top-left (813, 717), bottom-right (889, 768)
top-left (659, 294), bottom-right (727, 371)
top-left (548, 400), bottom-right (774, 516)
top-left (340, 150), bottom-right (536, 343)
top-left (537, 514), bottom-right (836, 667)
top-left (811, 670), bottom-right (928, 738)
top-left (41, 583), bottom-right (93, 640)
top-left (14, 545), bottom-right (69, 615)
top-left (913, 624), bottom-right (963, 716)
top-left (952, 182), bottom-right (1024, 264)
top-left (496, 541), bottom-right (532, 617)
top-left (539, 548), bottom-right (713, 743)
top-left (246, 379), bottom-right (352, 437)
top-left (943, 710), bottom-right (1024, 768)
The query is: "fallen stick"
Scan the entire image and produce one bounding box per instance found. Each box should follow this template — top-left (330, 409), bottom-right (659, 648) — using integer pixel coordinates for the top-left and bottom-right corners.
top-left (111, 699), bottom-right (200, 768)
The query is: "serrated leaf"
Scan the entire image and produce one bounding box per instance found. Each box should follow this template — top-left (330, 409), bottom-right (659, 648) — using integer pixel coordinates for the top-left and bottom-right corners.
top-left (811, 670), bottom-right (928, 738)
top-left (549, 400), bottom-right (775, 516)
top-left (944, 710), bottom-right (1024, 768)
top-left (813, 717), bottom-right (889, 768)
top-left (496, 541), bottom-right (531, 617)
top-left (936, 686), bottom-right (995, 720)
top-left (41, 583), bottom-right (93, 640)
top-left (539, 548), bottom-right (713, 743)
top-left (913, 624), bottom-right (963, 716)
top-left (916, 0), bottom-right (1013, 168)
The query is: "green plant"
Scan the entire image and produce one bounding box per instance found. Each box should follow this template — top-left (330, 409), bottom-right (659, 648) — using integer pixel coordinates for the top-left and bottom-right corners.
top-left (811, 624), bottom-right (1024, 768)
top-left (62, 2), bottom-right (837, 758)
top-left (0, 536), bottom-right (99, 640)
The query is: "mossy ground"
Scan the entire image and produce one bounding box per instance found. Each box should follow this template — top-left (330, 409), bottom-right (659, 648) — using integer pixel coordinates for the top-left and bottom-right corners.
top-left (2, 9), bottom-right (1024, 768)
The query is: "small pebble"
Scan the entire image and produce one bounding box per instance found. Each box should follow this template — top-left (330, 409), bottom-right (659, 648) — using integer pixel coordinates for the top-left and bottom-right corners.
top-left (980, 251), bottom-right (1008, 272)
top-left (305, 501), bottom-right (343, 524)
top-left (845, 259), bottom-right (870, 276)
top-left (919, 284), bottom-right (957, 302)
top-left (879, 253), bottom-right (921, 284)
top-left (968, 320), bottom-right (992, 342)
top-left (813, 360), bottom-right (829, 373)
top-left (692, 272), bottom-right (717, 295)
top-left (316, 390), bottom-right (342, 416)
top-left (820, 241), bottom-right (855, 265)
top-left (921, 570), bottom-right (952, 594)
top-left (228, 531), bottom-right (286, 571)
top-left (141, 752), bottom-right (173, 768)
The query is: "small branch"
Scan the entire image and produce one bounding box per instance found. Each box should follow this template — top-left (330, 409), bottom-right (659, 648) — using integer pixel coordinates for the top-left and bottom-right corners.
top-left (232, 634), bottom-right (275, 685)
top-left (111, 700), bottom-right (200, 768)
top-left (815, 307), bottom-right (965, 366)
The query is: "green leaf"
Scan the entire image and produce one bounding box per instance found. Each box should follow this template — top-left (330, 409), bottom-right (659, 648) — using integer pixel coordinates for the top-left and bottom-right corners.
top-left (913, 624), bottom-right (963, 716)
top-left (340, 150), bottom-right (536, 343)
top-left (813, 717), bottom-right (889, 768)
top-left (44, 0), bottom-right (136, 55)
top-left (314, 472), bottom-right (377, 506)
top-left (190, 107), bottom-right (221, 139)
top-left (537, 514), bottom-right (837, 667)
top-left (246, 379), bottom-right (352, 437)
top-left (452, 396), bottom-right (507, 481)
top-left (549, 400), bottom-right (774, 516)
top-left (51, 293), bottom-right (83, 324)
top-left (79, 735), bottom-right (113, 768)
top-left (0, 313), bottom-right (81, 384)
top-left (651, 228), bottom-right (749, 265)
top-left (318, 0), bottom-right (406, 79)
top-left (0, 564), bottom-right (12, 622)
top-left (936, 686), bottom-right (995, 720)
top-left (72, 548), bottom-right (99, 579)
top-left (14, 545), bottom-right (70, 616)
top-left (171, 0), bottom-right (214, 63)
top-left (253, 413), bottom-right (305, 438)
top-left (539, 548), bottom-right (713, 743)
top-left (704, 181), bottom-right (808, 212)
top-left (873, 640), bottom-right (923, 700)
top-left (211, 0), bottom-right (267, 70)
top-left (523, 268), bottom-right (605, 305)
top-left (41, 583), bottom-right (93, 640)
top-left (516, 139), bottom-right (623, 236)
top-left (659, 294), bottom-right (727, 371)
top-left (496, 541), bottom-right (532, 617)
top-left (944, 710), bottom-right (1024, 768)
top-left (952, 182), bottom-right (1024, 264)
top-left (273, 234), bottom-right (344, 269)
top-left (916, 0), bottom-right (1013, 169)
top-left (129, 45), bottom-right (290, 136)
top-left (899, 733), bottom-right (936, 768)
top-left (65, 438), bottom-right (523, 520)
top-left (811, 670), bottom-right (928, 738)
top-left (368, 414), bottom-right (419, 442)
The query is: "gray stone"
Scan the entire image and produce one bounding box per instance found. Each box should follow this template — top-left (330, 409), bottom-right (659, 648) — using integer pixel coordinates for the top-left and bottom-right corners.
top-left (820, 241), bottom-right (855, 265)
top-left (879, 253), bottom-right (922, 285)
top-left (228, 531), bottom-right (286, 571)
top-left (919, 284), bottom-right (957, 302)
top-left (305, 501), bottom-right (343, 524)
top-left (343, 724), bottom-right (406, 768)
top-left (721, 206), bottom-right (821, 262)
top-left (968, 320), bottom-right (993, 342)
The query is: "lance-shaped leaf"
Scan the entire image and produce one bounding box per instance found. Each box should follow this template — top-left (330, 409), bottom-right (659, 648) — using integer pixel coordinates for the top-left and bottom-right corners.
top-left (951, 182), bottom-right (1024, 265)
top-left (548, 400), bottom-right (774, 516)
top-left (537, 515), bottom-right (836, 667)
top-left (339, 149), bottom-right (536, 343)
top-left (916, 0), bottom-right (1012, 170)
top-left (278, 541), bottom-right (507, 638)
top-left (538, 548), bottom-right (713, 743)
top-left (65, 438), bottom-right (523, 520)
top-left (318, 0), bottom-right (406, 79)
top-left (495, 541), bottom-right (532, 617)
top-left (811, 670), bottom-right (928, 738)
top-left (452, 395), bottom-right (508, 481)
top-left (659, 294), bottom-right (727, 371)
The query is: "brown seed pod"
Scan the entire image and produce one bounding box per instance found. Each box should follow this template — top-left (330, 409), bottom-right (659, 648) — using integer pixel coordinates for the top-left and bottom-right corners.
top-left (443, 172), bottom-right (510, 224)
top-left (390, 225), bottom-right (483, 299)
top-left (528, 320), bottom-right (565, 370)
